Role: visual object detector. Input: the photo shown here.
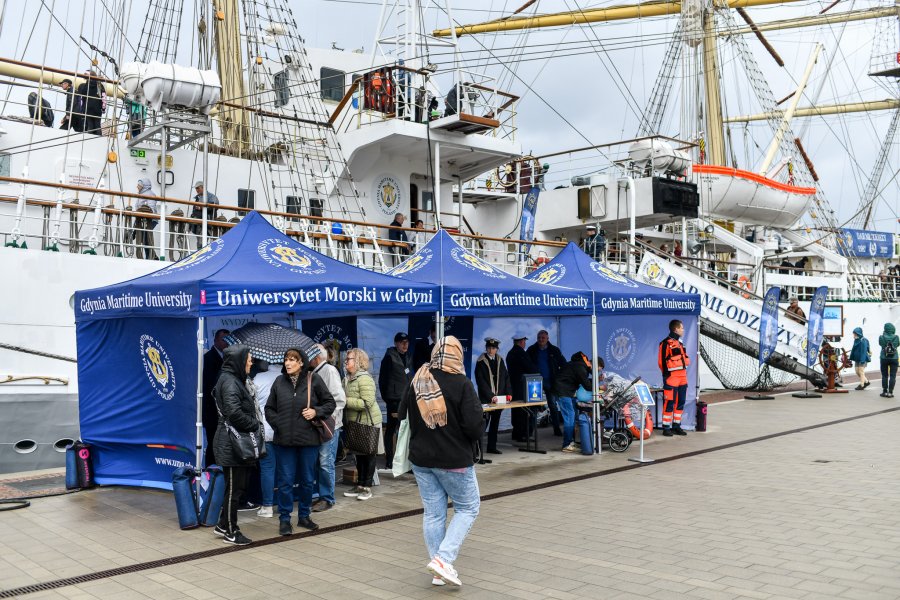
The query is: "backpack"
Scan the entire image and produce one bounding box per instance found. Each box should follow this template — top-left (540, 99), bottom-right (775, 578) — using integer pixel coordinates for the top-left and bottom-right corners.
top-left (886, 340), bottom-right (896, 359)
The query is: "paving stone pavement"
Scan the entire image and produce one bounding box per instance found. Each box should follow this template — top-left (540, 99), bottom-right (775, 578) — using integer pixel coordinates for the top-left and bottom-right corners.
top-left (2, 388), bottom-right (899, 599)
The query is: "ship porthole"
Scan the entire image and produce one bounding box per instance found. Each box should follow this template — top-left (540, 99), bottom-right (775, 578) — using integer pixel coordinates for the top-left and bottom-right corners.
top-left (54, 438), bottom-right (74, 452)
top-left (69, 294), bottom-right (76, 310)
top-left (14, 439), bottom-right (37, 454)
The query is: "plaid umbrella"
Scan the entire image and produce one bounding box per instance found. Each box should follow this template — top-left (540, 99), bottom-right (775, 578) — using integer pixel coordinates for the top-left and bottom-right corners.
top-left (224, 323), bottom-right (318, 364)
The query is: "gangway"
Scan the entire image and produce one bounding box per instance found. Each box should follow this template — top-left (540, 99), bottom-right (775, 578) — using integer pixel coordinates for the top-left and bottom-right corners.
top-left (634, 243), bottom-right (826, 390)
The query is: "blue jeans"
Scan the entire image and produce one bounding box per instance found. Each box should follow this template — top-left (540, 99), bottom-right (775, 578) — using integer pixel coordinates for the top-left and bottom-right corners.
top-left (547, 393), bottom-right (562, 432)
top-left (412, 465), bottom-right (480, 565)
top-left (259, 441), bottom-right (276, 506)
top-left (274, 444), bottom-right (318, 521)
top-left (557, 396), bottom-right (575, 447)
top-left (317, 428), bottom-right (340, 505)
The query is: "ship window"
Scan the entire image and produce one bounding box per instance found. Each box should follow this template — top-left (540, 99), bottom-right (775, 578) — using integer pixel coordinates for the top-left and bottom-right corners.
top-left (274, 70), bottom-right (291, 107)
top-left (321, 67), bottom-right (345, 102)
top-left (14, 439), bottom-right (37, 454)
top-left (238, 189), bottom-right (256, 209)
top-left (285, 195), bottom-right (302, 215)
top-left (54, 438), bottom-right (74, 452)
top-left (0, 153), bottom-right (9, 180)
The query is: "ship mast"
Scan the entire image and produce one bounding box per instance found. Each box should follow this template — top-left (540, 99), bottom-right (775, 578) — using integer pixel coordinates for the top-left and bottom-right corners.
top-left (213, 0), bottom-right (251, 156)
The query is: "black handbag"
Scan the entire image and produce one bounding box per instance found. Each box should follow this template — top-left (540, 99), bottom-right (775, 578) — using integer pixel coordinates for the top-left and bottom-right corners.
top-left (214, 388), bottom-right (267, 463)
top-left (345, 399), bottom-right (380, 455)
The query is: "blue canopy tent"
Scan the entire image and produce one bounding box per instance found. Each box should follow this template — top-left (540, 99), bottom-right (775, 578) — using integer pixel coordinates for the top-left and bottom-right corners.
top-left (526, 243), bottom-right (703, 429)
top-left (388, 230), bottom-right (593, 317)
top-left (74, 211), bottom-right (439, 488)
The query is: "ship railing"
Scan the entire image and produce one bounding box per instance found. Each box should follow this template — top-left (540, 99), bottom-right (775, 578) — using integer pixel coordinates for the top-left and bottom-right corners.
top-left (0, 176), bottom-right (563, 275)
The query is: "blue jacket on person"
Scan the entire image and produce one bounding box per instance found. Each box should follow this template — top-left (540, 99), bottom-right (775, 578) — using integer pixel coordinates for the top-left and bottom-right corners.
top-left (848, 327), bottom-right (870, 364)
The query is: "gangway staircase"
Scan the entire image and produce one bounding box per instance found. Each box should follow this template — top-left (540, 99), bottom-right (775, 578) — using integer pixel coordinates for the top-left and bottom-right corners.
top-left (635, 244), bottom-right (826, 390)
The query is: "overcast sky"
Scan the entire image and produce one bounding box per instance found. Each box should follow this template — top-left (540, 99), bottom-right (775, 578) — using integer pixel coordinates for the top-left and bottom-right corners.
top-left (304, 0), bottom-right (898, 233)
top-left (3, 0), bottom-right (897, 232)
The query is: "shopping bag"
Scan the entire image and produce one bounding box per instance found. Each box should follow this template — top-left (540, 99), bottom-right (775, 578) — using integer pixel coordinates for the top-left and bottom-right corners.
top-left (391, 419), bottom-right (412, 477)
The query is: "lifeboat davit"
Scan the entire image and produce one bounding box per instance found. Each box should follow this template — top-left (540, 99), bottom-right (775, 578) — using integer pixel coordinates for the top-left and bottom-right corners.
top-left (693, 164), bottom-right (816, 229)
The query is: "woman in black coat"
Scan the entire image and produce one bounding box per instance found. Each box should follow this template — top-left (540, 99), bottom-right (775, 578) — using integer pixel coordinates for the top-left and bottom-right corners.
top-left (265, 348), bottom-right (335, 536)
top-left (213, 344), bottom-right (259, 546)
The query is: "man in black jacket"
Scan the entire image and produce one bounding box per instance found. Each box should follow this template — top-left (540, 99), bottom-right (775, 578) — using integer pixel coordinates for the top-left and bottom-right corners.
top-left (553, 352), bottom-right (592, 453)
top-left (527, 330), bottom-right (565, 437)
top-left (378, 332), bottom-right (413, 469)
top-left (413, 323), bottom-right (437, 371)
top-left (506, 332), bottom-right (537, 442)
top-left (202, 329), bottom-right (229, 467)
top-left (474, 337), bottom-right (512, 453)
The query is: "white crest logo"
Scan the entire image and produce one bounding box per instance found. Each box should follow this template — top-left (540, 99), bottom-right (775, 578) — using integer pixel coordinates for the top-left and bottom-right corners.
top-left (450, 247), bottom-right (506, 279)
top-left (605, 327), bottom-right (637, 371)
top-left (151, 239), bottom-right (225, 277)
top-left (374, 174), bottom-right (404, 217)
top-left (140, 334), bottom-right (176, 400)
top-left (257, 238), bottom-right (326, 275)
top-left (590, 261), bottom-right (638, 288)
top-left (389, 248), bottom-right (433, 276)
top-left (532, 264), bottom-right (566, 285)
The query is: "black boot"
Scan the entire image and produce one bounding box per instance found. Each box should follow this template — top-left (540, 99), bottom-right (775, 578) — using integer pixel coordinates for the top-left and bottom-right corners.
top-left (663, 428), bottom-right (674, 437)
top-left (279, 520), bottom-right (292, 536)
top-left (672, 425), bottom-right (687, 436)
top-left (297, 516), bottom-right (319, 531)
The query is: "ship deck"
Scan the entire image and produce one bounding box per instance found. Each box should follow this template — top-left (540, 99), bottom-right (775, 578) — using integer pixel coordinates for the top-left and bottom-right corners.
top-left (2, 382), bottom-right (899, 600)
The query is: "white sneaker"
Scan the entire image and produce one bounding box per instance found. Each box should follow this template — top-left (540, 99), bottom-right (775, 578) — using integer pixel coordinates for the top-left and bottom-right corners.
top-left (343, 486), bottom-right (362, 497)
top-left (357, 487), bottom-right (373, 501)
top-left (427, 556), bottom-right (461, 586)
top-left (431, 577), bottom-right (446, 586)
top-left (562, 443), bottom-right (579, 453)
top-left (256, 505), bottom-right (273, 518)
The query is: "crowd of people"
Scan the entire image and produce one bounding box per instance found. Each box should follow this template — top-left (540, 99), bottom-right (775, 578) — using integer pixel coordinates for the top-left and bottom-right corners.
top-left (205, 330), bottom-right (486, 587)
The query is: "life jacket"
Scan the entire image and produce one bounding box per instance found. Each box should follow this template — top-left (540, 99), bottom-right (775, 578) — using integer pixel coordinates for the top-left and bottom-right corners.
top-left (658, 335), bottom-right (689, 386)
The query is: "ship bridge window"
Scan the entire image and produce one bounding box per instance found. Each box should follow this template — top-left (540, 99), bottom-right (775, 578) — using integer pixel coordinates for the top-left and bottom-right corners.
top-left (321, 67), bottom-right (345, 102)
top-left (274, 70), bottom-right (291, 107)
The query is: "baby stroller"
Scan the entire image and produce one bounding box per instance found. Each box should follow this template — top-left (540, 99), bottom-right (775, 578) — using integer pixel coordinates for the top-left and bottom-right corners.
top-left (578, 376), bottom-right (647, 453)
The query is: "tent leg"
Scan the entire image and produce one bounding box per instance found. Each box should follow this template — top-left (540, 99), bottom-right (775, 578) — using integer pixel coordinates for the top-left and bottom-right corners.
top-left (435, 310), bottom-right (443, 339)
top-left (590, 314), bottom-right (600, 455)
top-left (195, 317), bottom-right (205, 509)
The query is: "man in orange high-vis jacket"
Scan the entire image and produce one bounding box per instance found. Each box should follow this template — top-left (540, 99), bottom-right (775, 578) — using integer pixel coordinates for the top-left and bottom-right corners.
top-left (658, 319), bottom-right (690, 437)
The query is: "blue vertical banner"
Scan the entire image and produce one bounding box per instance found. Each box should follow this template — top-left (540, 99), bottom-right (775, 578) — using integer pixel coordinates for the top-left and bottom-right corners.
top-left (806, 286), bottom-right (828, 366)
top-left (759, 287), bottom-right (781, 366)
top-left (519, 186), bottom-right (540, 256)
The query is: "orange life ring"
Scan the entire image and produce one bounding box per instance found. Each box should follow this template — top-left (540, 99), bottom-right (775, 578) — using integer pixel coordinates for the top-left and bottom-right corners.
top-left (623, 400), bottom-right (653, 440)
top-left (737, 274), bottom-right (752, 299)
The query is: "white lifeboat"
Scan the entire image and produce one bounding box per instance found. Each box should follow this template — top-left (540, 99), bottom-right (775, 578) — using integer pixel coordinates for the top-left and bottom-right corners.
top-left (119, 62), bottom-right (221, 114)
top-left (692, 164), bottom-right (816, 229)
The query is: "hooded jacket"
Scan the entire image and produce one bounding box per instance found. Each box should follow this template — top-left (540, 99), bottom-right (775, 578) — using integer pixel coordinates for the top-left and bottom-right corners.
top-left (136, 178), bottom-right (158, 213)
top-left (553, 352), bottom-right (592, 398)
top-left (265, 368), bottom-right (335, 447)
top-left (849, 327), bottom-right (871, 364)
top-left (213, 345), bottom-right (260, 466)
top-left (878, 323), bottom-right (899, 361)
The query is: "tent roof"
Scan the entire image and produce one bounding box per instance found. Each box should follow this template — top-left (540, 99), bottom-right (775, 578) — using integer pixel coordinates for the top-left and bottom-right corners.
top-left (525, 243), bottom-right (700, 315)
top-left (388, 230), bottom-right (592, 316)
top-left (75, 211), bottom-right (438, 321)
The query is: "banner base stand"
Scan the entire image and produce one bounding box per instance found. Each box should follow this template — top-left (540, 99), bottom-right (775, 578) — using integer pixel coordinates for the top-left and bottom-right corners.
top-left (819, 389), bottom-right (849, 394)
top-left (792, 391), bottom-right (822, 398)
top-left (628, 456), bottom-right (655, 464)
top-left (744, 393), bottom-right (775, 400)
